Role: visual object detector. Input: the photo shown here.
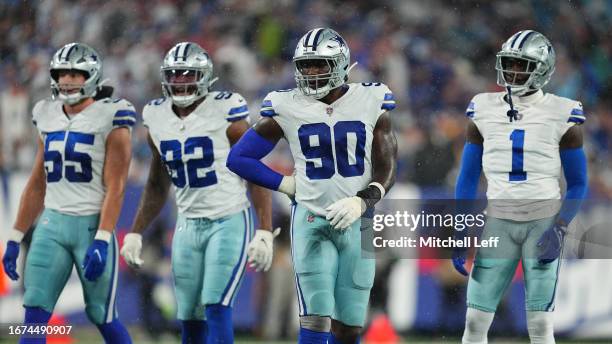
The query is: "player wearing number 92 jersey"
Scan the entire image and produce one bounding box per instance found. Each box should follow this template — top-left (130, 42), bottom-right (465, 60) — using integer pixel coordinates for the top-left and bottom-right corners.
top-left (453, 31), bottom-right (588, 344)
top-left (1, 43), bottom-right (133, 343)
top-left (119, 42), bottom-right (273, 344)
top-left (227, 28), bottom-right (398, 344)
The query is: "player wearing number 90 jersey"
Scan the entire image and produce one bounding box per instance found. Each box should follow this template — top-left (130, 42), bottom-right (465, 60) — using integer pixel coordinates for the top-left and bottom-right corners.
top-left (227, 28), bottom-right (398, 344)
top-left (453, 31), bottom-right (588, 344)
top-left (119, 42), bottom-right (273, 344)
top-left (1, 43), bottom-right (133, 343)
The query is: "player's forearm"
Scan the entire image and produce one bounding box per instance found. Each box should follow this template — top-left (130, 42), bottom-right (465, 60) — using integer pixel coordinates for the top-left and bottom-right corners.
top-left (98, 181), bottom-right (127, 232)
top-left (557, 147), bottom-right (588, 225)
top-left (13, 182), bottom-right (45, 232)
top-left (227, 128), bottom-right (283, 190)
top-left (249, 182), bottom-right (272, 230)
top-left (365, 113), bottom-right (398, 205)
top-left (455, 142), bottom-right (483, 199)
top-left (131, 178), bottom-right (170, 234)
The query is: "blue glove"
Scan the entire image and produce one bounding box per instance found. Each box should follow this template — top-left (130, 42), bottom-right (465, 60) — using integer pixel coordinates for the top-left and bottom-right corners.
top-left (2, 241), bottom-right (20, 281)
top-left (83, 239), bottom-right (109, 281)
top-left (452, 248), bottom-right (469, 276)
top-left (537, 223), bottom-right (566, 264)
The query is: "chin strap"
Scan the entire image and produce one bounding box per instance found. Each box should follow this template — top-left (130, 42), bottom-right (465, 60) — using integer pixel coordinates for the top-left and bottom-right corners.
top-left (347, 62), bottom-right (358, 75)
top-left (506, 86), bottom-right (519, 122)
top-left (208, 77), bottom-right (219, 87)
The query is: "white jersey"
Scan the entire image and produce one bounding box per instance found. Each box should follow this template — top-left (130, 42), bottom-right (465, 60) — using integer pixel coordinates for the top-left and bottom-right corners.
top-left (467, 90), bottom-right (585, 219)
top-left (261, 83), bottom-right (396, 216)
top-left (143, 91), bottom-right (250, 219)
top-left (33, 97), bottom-right (136, 216)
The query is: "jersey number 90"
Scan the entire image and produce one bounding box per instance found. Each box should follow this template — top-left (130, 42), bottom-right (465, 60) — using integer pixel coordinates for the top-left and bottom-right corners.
top-left (160, 137), bottom-right (217, 188)
top-left (298, 121), bottom-right (366, 180)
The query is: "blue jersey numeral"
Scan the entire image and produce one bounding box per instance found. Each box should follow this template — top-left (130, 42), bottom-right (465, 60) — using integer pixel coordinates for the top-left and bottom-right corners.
top-left (44, 131), bottom-right (94, 183)
top-left (298, 121), bottom-right (366, 180)
top-left (509, 129), bottom-right (527, 181)
top-left (160, 137), bottom-right (217, 188)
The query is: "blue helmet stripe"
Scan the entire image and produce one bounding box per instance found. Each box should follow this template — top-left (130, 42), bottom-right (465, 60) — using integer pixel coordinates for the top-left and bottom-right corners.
top-left (64, 44), bottom-right (77, 61)
top-left (510, 31), bottom-right (523, 49)
top-left (183, 43), bottom-right (191, 61)
top-left (303, 30), bottom-right (314, 48)
top-left (517, 31), bottom-right (535, 49)
top-left (173, 44), bottom-right (181, 62)
top-left (312, 28), bottom-right (324, 49)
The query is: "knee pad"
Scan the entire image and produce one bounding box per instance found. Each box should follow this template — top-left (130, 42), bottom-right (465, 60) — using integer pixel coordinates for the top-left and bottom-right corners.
top-left (462, 307), bottom-right (494, 344)
top-left (527, 311), bottom-right (555, 344)
top-left (300, 315), bottom-right (331, 332)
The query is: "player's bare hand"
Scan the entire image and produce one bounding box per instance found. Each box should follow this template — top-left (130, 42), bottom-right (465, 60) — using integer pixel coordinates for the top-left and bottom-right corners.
top-left (120, 233), bottom-right (144, 269)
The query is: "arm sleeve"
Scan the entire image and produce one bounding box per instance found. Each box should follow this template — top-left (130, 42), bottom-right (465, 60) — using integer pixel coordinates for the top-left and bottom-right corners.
top-left (226, 128), bottom-right (284, 190)
top-left (557, 147), bottom-right (588, 224)
top-left (455, 142), bottom-right (483, 199)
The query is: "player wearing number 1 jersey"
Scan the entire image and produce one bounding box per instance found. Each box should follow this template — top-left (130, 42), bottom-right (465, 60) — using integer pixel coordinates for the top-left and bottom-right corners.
top-left (119, 42), bottom-right (273, 344)
top-left (227, 28), bottom-right (398, 344)
top-left (1, 43), bottom-right (133, 343)
top-left (453, 31), bottom-right (588, 344)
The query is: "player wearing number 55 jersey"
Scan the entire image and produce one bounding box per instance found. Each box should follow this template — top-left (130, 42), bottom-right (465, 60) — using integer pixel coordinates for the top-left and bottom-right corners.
top-left (227, 28), bottom-right (398, 344)
top-left (453, 31), bottom-right (588, 344)
top-left (119, 42), bottom-right (273, 344)
top-left (1, 43), bottom-right (133, 343)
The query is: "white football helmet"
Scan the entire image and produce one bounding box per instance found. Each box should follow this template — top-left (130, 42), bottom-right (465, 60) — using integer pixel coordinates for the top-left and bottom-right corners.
top-left (161, 42), bottom-right (217, 107)
top-left (496, 30), bottom-right (556, 96)
top-left (293, 28), bottom-right (355, 99)
top-left (50, 43), bottom-right (103, 105)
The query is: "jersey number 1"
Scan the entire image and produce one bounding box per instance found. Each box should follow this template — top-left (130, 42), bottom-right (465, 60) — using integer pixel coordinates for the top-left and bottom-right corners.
top-left (160, 137), bottom-right (217, 188)
top-left (509, 129), bottom-right (527, 181)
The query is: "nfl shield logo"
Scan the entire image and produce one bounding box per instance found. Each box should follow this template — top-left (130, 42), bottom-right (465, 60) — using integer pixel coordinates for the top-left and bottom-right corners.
top-left (326, 107), bottom-right (333, 115)
top-left (307, 214), bottom-right (315, 223)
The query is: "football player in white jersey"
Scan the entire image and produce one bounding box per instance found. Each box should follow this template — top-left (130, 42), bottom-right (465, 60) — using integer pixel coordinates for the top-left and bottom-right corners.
top-left (1, 43), bottom-right (133, 343)
top-left (119, 42), bottom-right (273, 344)
top-left (227, 28), bottom-right (398, 344)
top-left (453, 30), bottom-right (588, 344)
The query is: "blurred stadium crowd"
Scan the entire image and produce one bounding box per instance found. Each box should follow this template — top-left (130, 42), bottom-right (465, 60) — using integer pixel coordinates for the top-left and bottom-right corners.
top-left (1, 0), bottom-right (611, 340)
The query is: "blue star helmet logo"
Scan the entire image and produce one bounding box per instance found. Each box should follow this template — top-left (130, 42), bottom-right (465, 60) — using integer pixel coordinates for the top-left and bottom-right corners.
top-left (330, 34), bottom-right (346, 47)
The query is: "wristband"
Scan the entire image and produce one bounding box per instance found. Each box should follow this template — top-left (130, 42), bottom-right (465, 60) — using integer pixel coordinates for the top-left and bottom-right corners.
top-left (94, 230), bottom-right (112, 243)
top-left (8, 228), bottom-right (25, 243)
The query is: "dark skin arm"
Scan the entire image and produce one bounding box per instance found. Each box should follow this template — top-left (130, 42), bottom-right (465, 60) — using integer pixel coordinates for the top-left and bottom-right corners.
top-left (228, 119), bottom-right (273, 230)
top-left (130, 133), bottom-right (171, 234)
top-left (559, 125), bottom-right (583, 149)
top-left (371, 112), bottom-right (398, 191)
top-left (466, 121), bottom-right (484, 145)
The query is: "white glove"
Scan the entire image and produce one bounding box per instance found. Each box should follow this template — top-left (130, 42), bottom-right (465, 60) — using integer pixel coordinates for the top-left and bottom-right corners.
top-left (325, 196), bottom-right (366, 230)
top-left (247, 228), bottom-right (280, 272)
top-left (120, 233), bottom-right (144, 268)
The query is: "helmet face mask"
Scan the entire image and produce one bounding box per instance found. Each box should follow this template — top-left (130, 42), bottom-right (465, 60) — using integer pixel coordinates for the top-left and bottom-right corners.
top-left (50, 43), bottom-right (102, 105)
top-left (495, 30), bottom-right (556, 96)
top-left (161, 42), bottom-right (215, 108)
top-left (293, 28), bottom-right (352, 99)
